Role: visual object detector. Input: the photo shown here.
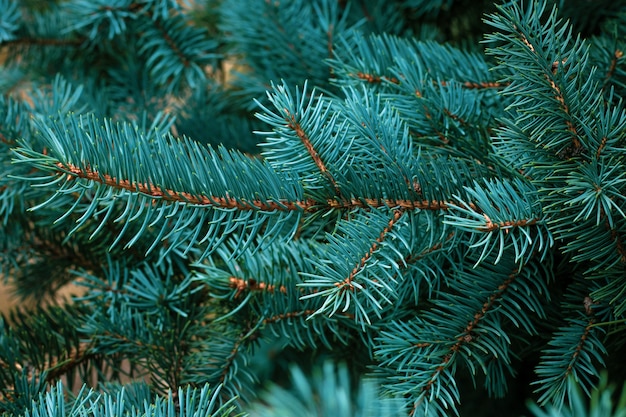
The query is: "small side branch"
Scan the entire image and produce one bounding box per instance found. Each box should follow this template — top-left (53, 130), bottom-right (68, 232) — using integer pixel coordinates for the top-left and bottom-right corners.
top-left (414, 88), bottom-right (449, 145)
top-left (517, 31), bottom-right (582, 158)
top-left (352, 72), bottom-right (400, 84)
top-left (263, 309), bottom-right (317, 324)
top-left (416, 267), bottom-right (519, 412)
top-left (478, 214), bottom-right (539, 233)
top-left (438, 80), bottom-right (510, 89)
top-left (563, 318), bottom-right (596, 378)
top-left (335, 209), bottom-right (404, 292)
top-left (603, 49), bottom-right (624, 85)
top-left (228, 277), bottom-right (287, 299)
top-left (456, 268), bottom-right (518, 344)
top-left (285, 112), bottom-right (342, 197)
top-left (608, 224), bottom-right (626, 263)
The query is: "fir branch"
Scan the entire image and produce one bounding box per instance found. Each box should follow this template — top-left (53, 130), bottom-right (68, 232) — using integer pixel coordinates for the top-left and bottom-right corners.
top-left (228, 277), bottom-right (287, 299)
top-left (445, 178), bottom-right (550, 265)
top-left (438, 80), bottom-right (510, 89)
top-left (212, 323), bottom-right (260, 397)
top-left (608, 219), bottom-right (626, 263)
top-left (283, 109), bottom-right (342, 197)
top-left (486, 1), bottom-right (598, 160)
top-left (478, 213), bottom-right (538, 233)
top-left (351, 71), bottom-right (400, 85)
top-left (377, 252), bottom-right (550, 414)
top-left (55, 161), bottom-right (313, 212)
top-left (534, 316), bottom-right (607, 407)
top-left (335, 208), bottom-right (404, 293)
top-left (262, 310), bottom-right (317, 324)
top-left (301, 208), bottom-right (420, 326)
top-left (603, 49), bottom-right (624, 86)
top-left (55, 161), bottom-right (463, 212)
top-left (413, 86), bottom-right (449, 145)
top-left (43, 342), bottom-right (95, 381)
top-left (152, 20), bottom-right (191, 68)
top-left (564, 319), bottom-right (596, 377)
top-left (414, 265), bottom-right (521, 413)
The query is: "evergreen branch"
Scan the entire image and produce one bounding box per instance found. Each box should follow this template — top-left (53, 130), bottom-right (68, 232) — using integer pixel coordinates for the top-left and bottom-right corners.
top-left (55, 161), bottom-right (313, 212)
top-left (438, 80), bottom-right (510, 89)
top-left (456, 267), bottom-right (519, 343)
top-left (564, 319), bottom-right (596, 376)
top-left (95, 330), bottom-right (168, 354)
top-left (413, 264), bottom-right (521, 413)
top-left (387, 59), bottom-right (502, 164)
top-left (335, 208), bottom-right (404, 293)
top-left (219, 332), bottom-right (245, 386)
top-left (284, 110), bottom-right (342, 196)
top-left (42, 342), bottom-right (95, 381)
top-left (486, 1), bottom-right (608, 164)
top-left (534, 316), bottom-right (607, 407)
top-left (138, 14), bottom-right (218, 91)
top-left (262, 310), bottom-right (317, 324)
top-left (256, 81), bottom-right (346, 199)
top-left (182, 323), bottom-right (259, 402)
top-left (13, 113), bottom-right (310, 256)
top-left (351, 71), bottom-right (400, 84)
top-left (301, 208), bottom-right (416, 326)
top-left (604, 49), bottom-right (624, 85)
top-left (151, 20), bottom-right (191, 68)
top-left (516, 30), bottom-right (582, 156)
top-left (228, 277), bottom-right (287, 299)
top-left (332, 33), bottom-right (499, 89)
top-left (377, 253), bottom-right (550, 413)
top-left (195, 241), bottom-right (358, 350)
top-left (54, 161), bottom-right (462, 212)
top-left (539, 158), bottom-right (626, 272)
top-left (445, 178), bottom-right (551, 265)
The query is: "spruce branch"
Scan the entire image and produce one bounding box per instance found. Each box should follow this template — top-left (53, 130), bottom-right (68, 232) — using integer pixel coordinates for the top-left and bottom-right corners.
top-left (486, 1), bottom-right (603, 161)
top-left (3, 1), bottom-right (626, 415)
top-left (376, 251), bottom-right (551, 414)
top-left (13, 108), bottom-right (489, 266)
top-left (603, 49), bottom-right (624, 86)
top-left (534, 317), bottom-right (607, 408)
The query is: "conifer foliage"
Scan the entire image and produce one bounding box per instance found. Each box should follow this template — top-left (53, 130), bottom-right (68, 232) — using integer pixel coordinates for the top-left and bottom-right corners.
top-left (1, 0), bottom-right (626, 416)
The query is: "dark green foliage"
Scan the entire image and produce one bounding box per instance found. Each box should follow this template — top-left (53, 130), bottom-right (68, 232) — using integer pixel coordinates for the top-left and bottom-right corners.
top-left (1, 0), bottom-right (626, 416)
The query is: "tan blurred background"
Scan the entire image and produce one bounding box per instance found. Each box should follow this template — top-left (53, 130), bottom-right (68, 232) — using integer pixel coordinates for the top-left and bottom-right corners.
top-left (0, 280), bottom-right (81, 316)
top-left (0, 282), bottom-right (17, 314)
